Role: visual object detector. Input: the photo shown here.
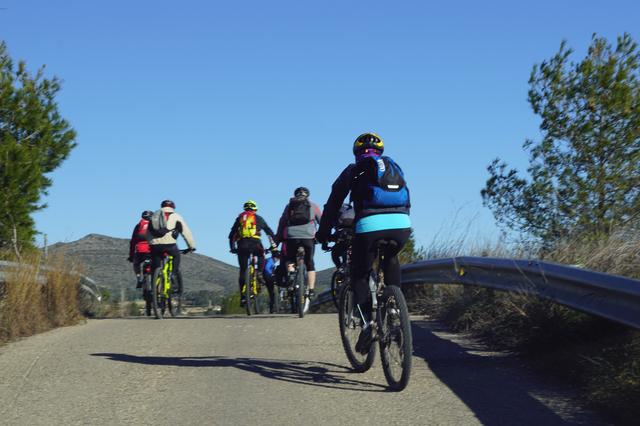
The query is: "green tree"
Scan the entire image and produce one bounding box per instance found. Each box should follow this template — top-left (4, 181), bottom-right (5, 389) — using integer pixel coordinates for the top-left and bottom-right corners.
top-left (482, 34), bottom-right (640, 243)
top-left (398, 231), bottom-right (424, 264)
top-left (0, 41), bottom-right (76, 255)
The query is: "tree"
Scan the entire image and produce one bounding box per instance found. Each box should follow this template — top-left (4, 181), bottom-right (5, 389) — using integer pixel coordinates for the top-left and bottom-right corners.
top-left (482, 34), bottom-right (640, 243)
top-left (398, 231), bottom-right (424, 264)
top-left (0, 41), bottom-right (76, 255)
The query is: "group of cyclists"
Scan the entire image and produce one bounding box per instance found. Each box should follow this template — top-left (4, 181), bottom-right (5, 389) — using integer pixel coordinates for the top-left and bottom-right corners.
top-left (128, 132), bottom-right (411, 353)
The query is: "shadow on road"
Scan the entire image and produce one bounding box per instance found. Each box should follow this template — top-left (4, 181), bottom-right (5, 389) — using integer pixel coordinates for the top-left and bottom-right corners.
top-left (91, 353), bottom-right (387, 393)
top-left (411, 320), bottom-right (603, 426)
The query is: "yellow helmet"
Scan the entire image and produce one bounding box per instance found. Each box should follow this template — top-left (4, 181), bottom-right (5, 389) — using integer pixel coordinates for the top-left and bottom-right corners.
top-left (243, 200), bottom-right (258, 211)
top-left (353, 132), bottom-right (384, 155)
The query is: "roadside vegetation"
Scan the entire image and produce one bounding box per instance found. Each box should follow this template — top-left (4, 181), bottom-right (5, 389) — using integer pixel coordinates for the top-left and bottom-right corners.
top-left (416, 33), bottom-right (640, 425)
top-left (0, 41), bottom-right (78, 343)
top-left (0, 252), bottom-right (84, 345)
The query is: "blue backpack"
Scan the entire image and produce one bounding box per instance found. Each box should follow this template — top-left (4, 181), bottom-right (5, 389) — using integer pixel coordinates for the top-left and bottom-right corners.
top-left (362, 156), bottom-right (410, 209)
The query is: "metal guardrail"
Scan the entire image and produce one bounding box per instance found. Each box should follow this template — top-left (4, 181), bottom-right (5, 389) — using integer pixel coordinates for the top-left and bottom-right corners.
top-left (312, 257), bottom-right (640, 329)
top-left (0, 260), bottom-right (102, 302)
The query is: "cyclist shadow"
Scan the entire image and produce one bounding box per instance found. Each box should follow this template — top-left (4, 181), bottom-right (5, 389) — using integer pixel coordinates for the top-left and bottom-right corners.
top-left (411, 320), bottom-right (602, 426)
top-left (91, 353), bottom-right (387, 393)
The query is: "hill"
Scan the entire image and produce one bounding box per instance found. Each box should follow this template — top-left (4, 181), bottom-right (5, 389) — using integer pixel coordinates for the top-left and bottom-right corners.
top-left (50, 234), bottom-right (238, 296)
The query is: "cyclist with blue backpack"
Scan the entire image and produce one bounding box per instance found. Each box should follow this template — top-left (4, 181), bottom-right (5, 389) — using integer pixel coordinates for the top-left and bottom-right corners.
top-left (317, 132), bottom-right (411, 353)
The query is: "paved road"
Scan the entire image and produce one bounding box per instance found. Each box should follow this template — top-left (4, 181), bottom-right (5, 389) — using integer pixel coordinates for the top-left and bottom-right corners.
top-left (0, 315), bottom-right (607, 425)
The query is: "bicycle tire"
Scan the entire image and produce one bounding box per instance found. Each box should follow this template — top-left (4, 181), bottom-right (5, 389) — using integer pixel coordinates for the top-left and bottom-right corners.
top-left (296, 264), bottom-right (306, 318)
top-left (338, 283), bottom-right (375, 372)
top-left (378, 285), bottom-right (413, 391)
top-left (168, 275), bottom-right (182, 317)
top-left (150, 267), bottom-right (163, 320)
top-left (245, 264), bottom-right (253, 316)
top-left (330, 270), bottom-right (343, 310)
top-left (143, 274), bottom-right (152, 317)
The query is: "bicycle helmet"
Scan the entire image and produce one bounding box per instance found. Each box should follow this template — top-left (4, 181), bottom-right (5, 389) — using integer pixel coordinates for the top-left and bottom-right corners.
top-left (161, 199), bottom-right (175, 209)
top-left (294, 187), bottom-right (310, 198)
top-left (244, 200), bottom-right (258, 211)
top-left (141, 210), bottom-right (153, 220)
top-left (353, 132), bottom-right (384, 156)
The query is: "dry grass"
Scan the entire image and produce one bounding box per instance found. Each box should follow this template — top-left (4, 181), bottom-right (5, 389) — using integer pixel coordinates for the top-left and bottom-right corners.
top-left (417, 224), bottom-right (640, 425)
top-left (0, 252), bottom-right (84, 344)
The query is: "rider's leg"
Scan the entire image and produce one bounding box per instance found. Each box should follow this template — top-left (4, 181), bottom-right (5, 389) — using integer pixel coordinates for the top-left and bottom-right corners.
top-left (133, 254), bottom-right (143, 287)
top-left (265, 278), bottom-right (275, 313)
top-left (380, 229), bottom-right (412, 287)
top-left (302, 239), bottom-right (316, 291)
top-left (236, 241), bottom-right (250, 295)
top-left (168, 245), bottom-right (183, 293)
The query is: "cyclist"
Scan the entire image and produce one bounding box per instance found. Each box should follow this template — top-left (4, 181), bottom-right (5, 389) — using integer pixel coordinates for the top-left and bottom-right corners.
top-left (276, 187), bottom-right (322, 298)
top-left (317, 132), bottom-right (411, 353)
top-left (322, 203), bottom-right (355, 269)
top-left (148, 200), bottom-right (196, 296)
top-left (127, 210), bottom-right (153, 288)
top-left (228, 200), bottom-right (277, 307)
top-left (263, 250), bottom-right (281, 313)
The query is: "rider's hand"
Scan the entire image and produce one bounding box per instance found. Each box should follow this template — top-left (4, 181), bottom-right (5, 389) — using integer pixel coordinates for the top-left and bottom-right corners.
top-left (230, 248), bottom-right (238, 254)
top-left (321, 242), bottom-right (330, 252)
top-left (127, 256), bottom-right (133, 263)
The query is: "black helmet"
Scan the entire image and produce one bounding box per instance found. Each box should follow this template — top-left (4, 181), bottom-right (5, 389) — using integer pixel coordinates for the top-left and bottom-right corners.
top-left (243, 200), bottom-right (258, 211)
top-left (141, 210), bottom-right (153, 220)
top-left (161, 199), bottom-right (175, 208)
top-left (353, 132), bottom-right (384, 156)
top-left (294, 187), bottom-right (310, 198)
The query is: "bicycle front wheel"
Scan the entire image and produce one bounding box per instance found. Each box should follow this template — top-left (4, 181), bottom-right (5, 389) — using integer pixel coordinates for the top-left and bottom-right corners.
top-left (338, 284), bottom-right (375, 372)
top-left (378, 285), bottom-right (413, 391)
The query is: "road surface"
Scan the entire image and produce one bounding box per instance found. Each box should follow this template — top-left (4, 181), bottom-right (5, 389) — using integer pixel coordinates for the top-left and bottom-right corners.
top-left (0, 314), bottom-right (607, 425)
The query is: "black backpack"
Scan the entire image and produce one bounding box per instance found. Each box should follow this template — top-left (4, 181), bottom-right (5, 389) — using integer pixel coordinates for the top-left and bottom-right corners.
top-left (287, 197), bottom-right (312, 226)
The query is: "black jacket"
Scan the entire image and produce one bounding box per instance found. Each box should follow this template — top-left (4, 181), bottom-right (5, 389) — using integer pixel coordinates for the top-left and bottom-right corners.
top-left (317, 159), bottom-right (410, 243)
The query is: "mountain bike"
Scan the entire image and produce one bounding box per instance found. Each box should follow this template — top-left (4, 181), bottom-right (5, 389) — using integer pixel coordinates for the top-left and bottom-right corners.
top-left (242, 250), bottom-right (266, 316)
top-left (338, 240), bottom-right (413, 391)
top-left (138, 257), bottom-right (153, 316)
top-left (151, 249), bottom-right (191, 320)
top-left (326, 228), bottom-right (353, 310)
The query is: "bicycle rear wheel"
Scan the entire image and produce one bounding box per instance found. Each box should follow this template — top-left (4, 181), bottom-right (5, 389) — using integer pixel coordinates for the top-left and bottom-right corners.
top-left (338, 283), bottom-right (375, 372)
top-left (168, 275), bottom-right (182, 317)
top-left (143, 273), bottom-right (152, 317)
top-left (378, 285), bottom-right (413, 391)
top-left (296, 264), bottom-right (306, 318)
top-left (244, 265), bottom-right (253, 316)
top-left (151, 267), bottom-right (163, 320)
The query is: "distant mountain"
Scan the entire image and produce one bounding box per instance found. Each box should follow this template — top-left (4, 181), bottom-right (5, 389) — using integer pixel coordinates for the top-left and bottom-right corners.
top-left (50, 234), bottom-right (238, 296)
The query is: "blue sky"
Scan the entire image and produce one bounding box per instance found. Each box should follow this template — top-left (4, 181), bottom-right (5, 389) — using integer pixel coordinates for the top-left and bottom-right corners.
top-left (1, 0), bottom-right (638, 269)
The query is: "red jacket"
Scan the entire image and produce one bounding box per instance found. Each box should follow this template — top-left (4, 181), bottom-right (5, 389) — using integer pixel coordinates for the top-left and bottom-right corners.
top-left (129, 219), bottom-right (151, 257)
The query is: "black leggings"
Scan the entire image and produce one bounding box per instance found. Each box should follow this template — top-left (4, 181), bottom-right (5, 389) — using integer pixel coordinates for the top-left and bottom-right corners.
top-left (351, 228), bottom-right (412, 306)
top-left (236, 238), bottom-right (265, 293)
top-left (284, 239), bottom-right (316, 271)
